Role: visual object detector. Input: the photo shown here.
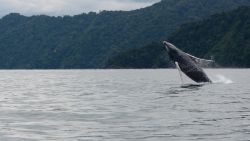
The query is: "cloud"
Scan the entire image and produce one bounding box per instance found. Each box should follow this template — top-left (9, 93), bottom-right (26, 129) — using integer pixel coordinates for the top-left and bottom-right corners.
top-left (0, 0), bottom-right (160, 17)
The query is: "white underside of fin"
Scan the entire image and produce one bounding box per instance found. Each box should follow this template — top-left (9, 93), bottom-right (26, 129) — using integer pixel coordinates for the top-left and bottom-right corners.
top-left (175, 62), bottom-right (184, 84)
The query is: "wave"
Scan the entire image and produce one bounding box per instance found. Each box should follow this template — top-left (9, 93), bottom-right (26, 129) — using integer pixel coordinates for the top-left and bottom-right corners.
top-left (212, 74), bottom-right (233, 84)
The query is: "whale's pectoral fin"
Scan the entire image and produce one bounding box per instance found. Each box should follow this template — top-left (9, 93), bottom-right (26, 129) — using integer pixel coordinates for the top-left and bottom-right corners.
top-left (175, 62), bottom-right (184, 84)
top-left (186, 53), bottom-right (214, 68)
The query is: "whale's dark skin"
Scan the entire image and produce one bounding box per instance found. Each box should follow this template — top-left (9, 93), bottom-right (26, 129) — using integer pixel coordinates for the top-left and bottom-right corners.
top-left (163, 41), bottom-right (212, 83)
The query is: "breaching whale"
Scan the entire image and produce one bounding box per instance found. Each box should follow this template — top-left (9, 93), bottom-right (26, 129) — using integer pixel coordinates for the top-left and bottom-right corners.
top-left (163, 41), bottom-right (213, 83)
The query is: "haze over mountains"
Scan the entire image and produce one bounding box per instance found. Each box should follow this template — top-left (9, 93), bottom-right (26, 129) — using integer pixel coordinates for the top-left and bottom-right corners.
top-left (0, 0), bottom-right (161, 17)
top-left (0, 0), bottom-right (249, 69)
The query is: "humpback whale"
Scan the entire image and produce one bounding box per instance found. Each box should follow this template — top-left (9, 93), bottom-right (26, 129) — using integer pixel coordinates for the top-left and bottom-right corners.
top-left (163, 41), bottom-right (213, 83)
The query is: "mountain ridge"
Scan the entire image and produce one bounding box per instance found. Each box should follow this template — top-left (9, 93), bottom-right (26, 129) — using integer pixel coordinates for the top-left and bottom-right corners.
top-left (0, 0), bottom-right (250, 68)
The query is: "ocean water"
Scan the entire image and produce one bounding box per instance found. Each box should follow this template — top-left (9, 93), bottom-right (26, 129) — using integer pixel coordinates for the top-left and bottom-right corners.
top-left (0, 69), bottom-right (249, 141)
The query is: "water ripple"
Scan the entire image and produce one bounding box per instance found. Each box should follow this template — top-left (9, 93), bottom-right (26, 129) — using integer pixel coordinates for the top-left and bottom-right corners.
top-left (0, 69), bottom-right (249, 140)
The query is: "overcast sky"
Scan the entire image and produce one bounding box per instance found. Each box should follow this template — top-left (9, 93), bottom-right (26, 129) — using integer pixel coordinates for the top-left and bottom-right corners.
top-left (0, 0), bottom-right (160, 17)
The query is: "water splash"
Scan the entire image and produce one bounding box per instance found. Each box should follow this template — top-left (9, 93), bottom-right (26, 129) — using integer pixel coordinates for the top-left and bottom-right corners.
top-left (212, 74), bottom-right (233, 84)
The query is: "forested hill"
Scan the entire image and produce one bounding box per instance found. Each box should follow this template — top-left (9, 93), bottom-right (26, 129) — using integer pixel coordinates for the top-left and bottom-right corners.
top-left (107, 6), bottom-right (250, 68)
top-left (0, 0), bottom-right (250, 69)
top-left (169, 6), bottom-right (250, 67)
top-left (105, 42), bottom-right (174, 69)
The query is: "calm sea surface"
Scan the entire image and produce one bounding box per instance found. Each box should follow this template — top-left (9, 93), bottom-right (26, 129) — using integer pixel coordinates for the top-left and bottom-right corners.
top-left (0, 69), bottom-right (249, 141)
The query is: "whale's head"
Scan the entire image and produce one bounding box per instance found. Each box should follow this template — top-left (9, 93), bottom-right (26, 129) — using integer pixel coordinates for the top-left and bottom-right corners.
top-left (163, 41), bottom-right (180, 60)
top-left (163, 41), bottom-right (178, 52)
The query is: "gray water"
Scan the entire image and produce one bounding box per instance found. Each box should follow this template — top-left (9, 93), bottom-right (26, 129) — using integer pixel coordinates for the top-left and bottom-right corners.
top-left (0, 69), bottom-right (249, 141)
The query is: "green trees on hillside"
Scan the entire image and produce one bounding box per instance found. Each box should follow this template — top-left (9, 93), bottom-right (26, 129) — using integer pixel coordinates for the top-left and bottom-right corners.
top-left (107, 6), bottom-right (250, 68)
top-left (0, 0), bottom-right (249, 68)
top-left (169, 6), bottom-right (250, 67)
top-left (105, 42), bottom-right (173, 68)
